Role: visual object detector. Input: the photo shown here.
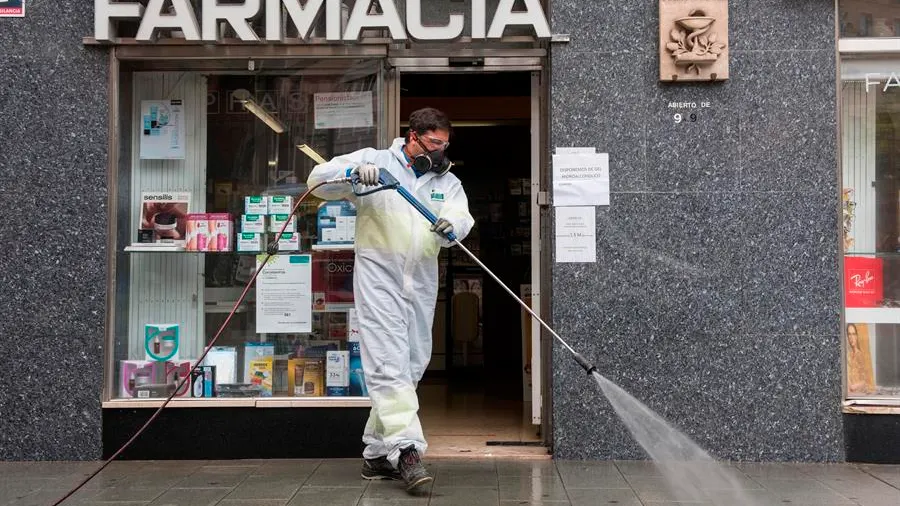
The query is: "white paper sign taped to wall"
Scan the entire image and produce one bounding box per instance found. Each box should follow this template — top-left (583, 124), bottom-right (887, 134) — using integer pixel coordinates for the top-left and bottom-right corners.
top-left (256, 254), bottom-right (313, 333)
top-left (552, 152), bottom-right (610, 207)
top-left (555, 206), bottom-right (597, 263)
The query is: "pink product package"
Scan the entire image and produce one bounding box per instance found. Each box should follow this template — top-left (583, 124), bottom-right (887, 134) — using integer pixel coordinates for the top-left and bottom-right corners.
top-left (185, 213), bottom-right (210, 251)
top-left (207, 213), bottom-right (234, 252)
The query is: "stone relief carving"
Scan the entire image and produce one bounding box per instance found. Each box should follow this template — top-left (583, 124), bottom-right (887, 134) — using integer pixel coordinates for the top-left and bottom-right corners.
top-left (660, 1), bottom-right (729, 82)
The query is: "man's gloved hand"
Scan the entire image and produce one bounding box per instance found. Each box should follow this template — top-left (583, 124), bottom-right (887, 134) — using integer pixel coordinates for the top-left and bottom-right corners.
top-left (353, 163), bottom-right (379, 186)
top-left (431, 218), bottom-right (454, 237)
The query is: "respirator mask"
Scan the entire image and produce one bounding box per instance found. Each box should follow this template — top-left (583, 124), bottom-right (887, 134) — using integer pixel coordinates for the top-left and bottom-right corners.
top-left (410, 134), bottom-right (453, 176)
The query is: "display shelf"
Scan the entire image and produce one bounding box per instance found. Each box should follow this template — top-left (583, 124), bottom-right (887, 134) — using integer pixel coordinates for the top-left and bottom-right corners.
top-left (844, 251), bottom-right (900, 257)
top-left (312, 244), bottom-right (354, 251)
top-left (102, 396), bottom-right (371, 409)
top-left (843, 399), bottom-right (900, 415)
top-left (845, 307), bottom-right (900, 324)
top-left (124, 244), bottom-right (186, 252)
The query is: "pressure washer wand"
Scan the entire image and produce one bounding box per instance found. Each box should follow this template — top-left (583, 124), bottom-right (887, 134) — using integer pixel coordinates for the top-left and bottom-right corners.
top-left (354, 170), bottom-right (598, 376)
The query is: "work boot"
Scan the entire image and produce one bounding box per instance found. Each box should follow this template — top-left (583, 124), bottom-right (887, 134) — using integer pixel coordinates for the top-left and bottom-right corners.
top-left (361, 456), bottom-right (401, 480)
top-left (398, 446), bottom-right (433, 492)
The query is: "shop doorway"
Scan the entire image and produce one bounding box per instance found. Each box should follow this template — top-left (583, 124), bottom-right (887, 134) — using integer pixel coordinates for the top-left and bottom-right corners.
top-left (397, 71), bottom-right (546, 457)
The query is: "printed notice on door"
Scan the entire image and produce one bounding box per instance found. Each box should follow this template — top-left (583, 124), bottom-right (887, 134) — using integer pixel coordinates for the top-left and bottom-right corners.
top-left (552, 152), bottom-right (610, 206)
top-left (256, 255), bottom-right (312, 334)
top-left (555, 207), bottom-right (596, 263)
top-left (314, 91), bottom-right (374, 130)
top-left (140, 100), bottom-right (186, 160)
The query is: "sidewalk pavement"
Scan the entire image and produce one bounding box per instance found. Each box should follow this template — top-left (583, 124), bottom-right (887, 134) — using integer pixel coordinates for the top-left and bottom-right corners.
top-left (0, 458), bottom-right (898, 506)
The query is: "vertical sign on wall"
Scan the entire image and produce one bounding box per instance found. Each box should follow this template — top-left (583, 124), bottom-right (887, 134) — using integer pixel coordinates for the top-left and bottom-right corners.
top-left (0, 0), bottom-right (24, 17)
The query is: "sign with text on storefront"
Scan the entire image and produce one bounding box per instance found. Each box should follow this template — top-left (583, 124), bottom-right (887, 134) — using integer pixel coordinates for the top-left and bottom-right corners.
top-left (0, 0), bottom-right (24, 18)
top-left (94, 0), bottom-right (551, 42)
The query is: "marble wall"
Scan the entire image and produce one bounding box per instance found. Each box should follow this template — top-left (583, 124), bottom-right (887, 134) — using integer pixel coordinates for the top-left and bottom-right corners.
top-left (550, 0), bottom-right (844, 461)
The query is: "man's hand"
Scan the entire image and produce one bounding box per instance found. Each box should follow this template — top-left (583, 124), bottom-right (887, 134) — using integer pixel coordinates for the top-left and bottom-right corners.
top-left (431, 218), bottom-right (454, 237)
top-left (353, 163), bottom-right (379, 186)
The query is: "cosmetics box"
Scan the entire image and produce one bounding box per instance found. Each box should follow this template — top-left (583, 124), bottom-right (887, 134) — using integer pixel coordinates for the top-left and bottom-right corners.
top-left (191, 365), bottom-right (216, 398)
top-left (245, 196), bottom-right (269, 215)
top-left (243, 342), bottom-right (275, 384)
top-left (144, 324), bottom-right (180, 362)
top-left (185, 214), bottom-right (210, 251)
top-left (276, 232), bottom-right (300, 252)
top-left (241, 214), bottom-right (266, 234)
top-left (268, 195), bottom-right (293, 215)
top-left (326, 350), bottom-right (350, 396)
top-left (237, 232), bottom-right (265, 252)
top-left (207, 213), bottom-right (233, 252)
top-left (269, 214), bottom-right (297, 233)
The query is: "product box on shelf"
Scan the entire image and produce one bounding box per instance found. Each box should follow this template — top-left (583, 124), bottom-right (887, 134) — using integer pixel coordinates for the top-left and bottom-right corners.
top-left (248, 358), bottom-right (273, 397)
top-left (190, 365), bottom-right (216, 398)
top-left (326, 350), bottom-right (350, 396)
top-left (270, 214), bottom-right (297, 233)
top-left (312, 251), bottom-right (355, 310)
top-left (185, 213), bottom-right (210, 251)
top-left (844, 256), bottom-right (884, 307)
top-left (348, 308), bottom-right (360, 342)
top-left (243, 342), bottom-right (275, 384)
top-left (268, 195), bottom-right (293, 215)
top-left (241, 214), bottom-right (266, 234)
top-left (277, 232), bottom-right (300, 252)
top-left (289, 358), bottom-right (325, 397)
top-left (237, 233), bottom-right (265, 252)
top-left (140, 192), bottom-right (191, 244)
top-left (119, 360), bottom-right (161, 398)
top-left (317, 201), bottom-right (357, 245)
top-left (245, 196), bottom-right (268, 215)
top-left (133, 360), bottom-right (192, 399)
top-left (208, 213), bottom-right (233, 252)
top-left (349, 341), bottom-right (368, 397)
top-left (203, 346), bottom-right (237, 384)
top-left (144, 324), bottom-right (180, 362)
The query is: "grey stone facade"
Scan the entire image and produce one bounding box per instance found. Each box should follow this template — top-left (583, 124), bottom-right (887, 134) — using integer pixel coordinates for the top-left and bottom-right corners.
top-left (550, 1), bottom-right (844, 461)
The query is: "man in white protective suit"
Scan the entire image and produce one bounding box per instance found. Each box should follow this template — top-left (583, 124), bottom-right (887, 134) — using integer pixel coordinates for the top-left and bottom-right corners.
top-left (307, 108), bottom-right (474, 493)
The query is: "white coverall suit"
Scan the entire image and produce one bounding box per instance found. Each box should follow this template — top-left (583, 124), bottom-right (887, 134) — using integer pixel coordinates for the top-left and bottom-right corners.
top-left (308, 137), bottom-right (474, 467)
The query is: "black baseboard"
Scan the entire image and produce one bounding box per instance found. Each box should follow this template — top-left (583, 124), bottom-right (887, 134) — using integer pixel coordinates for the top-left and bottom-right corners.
top-left (843, 413), bottom-right (900, 464)
top-left (103, 408), bottom-right (368, 460)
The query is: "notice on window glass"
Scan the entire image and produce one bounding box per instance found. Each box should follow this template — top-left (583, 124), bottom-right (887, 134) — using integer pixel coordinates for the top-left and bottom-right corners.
top-left (314, 91), bottom-right (374, 130)
top-left (256, 255), bottom-right (312, 334)
top-left (552, 151), bottom-right (610, 206)
top-left (140, 100), bottom-right (186, 160)
top-left (555, 207), bottom-right (596, 263)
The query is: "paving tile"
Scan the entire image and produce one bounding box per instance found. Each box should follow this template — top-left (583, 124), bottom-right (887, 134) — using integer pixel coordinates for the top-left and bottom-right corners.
top-left (287, 486), bottom-right (364, 505)
top-left (498, 475), bottom-right (569, 502)
top-left (217, 501), bottom-right (288, 506)
top-left (753, 478), bottom-right (855, 505)
top-left (0, 478), bottom-right (57, 499)
top-left (496, 460), bottom-right (559, 478)
top-left (358, 499), bottom-right (430, 506)
top-left (704, 488), bottom-right (782, 506)
top-left (88, 486), bottom-right (169, 502)
top-left (363, 479), bottom-right (431, 500)
top-left (433, 470), bottom-right (498, 489)
top-left (556, 462), bottom-right (628, 489)
top-left (734, 463), bottom-right (811, 480)
top-left (251, 461), bottom-right (321, 479)
top-left (859, 464), bottom-right (900, 488)
top-left (174, 466), bottom-right (257, 489)
top-left (623, 475), bottom-right (711, 503)
top-left (429, 487), bottom-right (500, 506)
top-left (147, 487), bottom-right (231, 506)
top-left (225, 476), bottom-right (303, 500)
top-left (499, 502), bottom-right (570, 506)
top-left (565, 488), bottom-right (642, 506)
top-left (303, 461), bottom-right (368, 488)
top-left (3, 487), bottom-right (101, 506)
top-left (614, 460), bottom-right (663, 477)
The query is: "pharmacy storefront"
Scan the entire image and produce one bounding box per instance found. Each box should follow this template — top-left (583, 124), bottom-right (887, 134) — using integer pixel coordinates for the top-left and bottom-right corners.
top-left (2, 1), bottom-right (893, 464)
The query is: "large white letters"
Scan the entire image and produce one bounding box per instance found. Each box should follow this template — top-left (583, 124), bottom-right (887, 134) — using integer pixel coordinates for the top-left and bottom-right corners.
top-left (488, 0), bottom-right (551, 39)
top-left (406, 0), bottom-right (463, 41)
top-left (344, 0), bottom-right (406, 41)
top-left (137, 0), bottom-right (200, 41)
top-left (266, 0), bottom-right (324, 41)
top-left (202, 0), bottom-right (261, 42)
top-left (95, 0), bottom-right (143, 41)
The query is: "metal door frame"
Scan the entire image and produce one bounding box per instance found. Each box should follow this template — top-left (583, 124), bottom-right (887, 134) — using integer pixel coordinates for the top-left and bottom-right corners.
top-left (386, 55), bottom-right (550, 432)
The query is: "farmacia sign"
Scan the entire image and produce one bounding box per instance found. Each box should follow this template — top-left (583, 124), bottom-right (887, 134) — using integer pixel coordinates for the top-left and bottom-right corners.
top-left (94, 0), bottom-right (551, 42)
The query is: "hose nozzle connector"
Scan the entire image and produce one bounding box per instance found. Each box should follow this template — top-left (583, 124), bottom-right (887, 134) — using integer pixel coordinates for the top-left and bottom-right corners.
top-left (573, 352), bottom-right (598, 376)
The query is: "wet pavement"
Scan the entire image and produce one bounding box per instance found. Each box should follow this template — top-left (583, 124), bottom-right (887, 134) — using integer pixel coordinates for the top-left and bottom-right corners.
top-left (1, 458), bottom-right (898, 505)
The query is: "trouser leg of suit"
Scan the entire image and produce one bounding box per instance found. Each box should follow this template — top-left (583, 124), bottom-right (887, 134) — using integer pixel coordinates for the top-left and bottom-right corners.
top-left (357, 276), bottom-right (426, 468)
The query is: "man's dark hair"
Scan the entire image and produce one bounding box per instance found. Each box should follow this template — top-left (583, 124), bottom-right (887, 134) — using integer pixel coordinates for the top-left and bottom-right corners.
top-left (406, 107), bottom-right (452, 142)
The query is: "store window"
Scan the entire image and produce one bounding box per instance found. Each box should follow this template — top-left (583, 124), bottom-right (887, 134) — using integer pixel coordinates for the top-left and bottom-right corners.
top-left (110, 59), bottom-right (384, 402)
top-left (840, 0), bottom-right (900, 37)
top-left (841, 64), bottom-right (900, 400)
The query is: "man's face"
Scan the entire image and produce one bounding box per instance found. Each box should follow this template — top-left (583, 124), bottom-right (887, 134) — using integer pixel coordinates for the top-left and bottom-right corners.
top-left (411, 129), bottom-right (450, 156)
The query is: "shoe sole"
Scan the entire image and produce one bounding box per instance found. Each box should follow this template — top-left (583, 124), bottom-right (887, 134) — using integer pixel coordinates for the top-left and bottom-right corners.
top-left (405, 474), bottom-right (434, 492)
top-left (361, 471), bottom-right (400, 481)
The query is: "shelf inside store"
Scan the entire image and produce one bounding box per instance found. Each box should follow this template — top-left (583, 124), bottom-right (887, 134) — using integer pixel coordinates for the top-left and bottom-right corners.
top-left (125, 244), bottom-right (354, 254)
top-left (844, 251), bottom-right (900, 257)
top-left (102, 396), bottom-right (372, 409)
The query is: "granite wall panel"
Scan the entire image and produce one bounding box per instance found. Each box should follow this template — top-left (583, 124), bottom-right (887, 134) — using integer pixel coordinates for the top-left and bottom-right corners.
top-left (550, 0), bottom-right (843, 461)
top-left (0, 3), bottom-right (108, 460)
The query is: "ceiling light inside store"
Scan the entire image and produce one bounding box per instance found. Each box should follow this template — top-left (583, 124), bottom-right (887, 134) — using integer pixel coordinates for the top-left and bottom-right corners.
top-left (234, 89), bottom-right (285, 134)
top-left (297, 144), bottom-right (327, 164)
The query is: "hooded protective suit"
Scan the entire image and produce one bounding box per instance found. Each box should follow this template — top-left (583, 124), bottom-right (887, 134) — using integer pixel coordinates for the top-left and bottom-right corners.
top-left (308, 137), bottom-right (474, 466)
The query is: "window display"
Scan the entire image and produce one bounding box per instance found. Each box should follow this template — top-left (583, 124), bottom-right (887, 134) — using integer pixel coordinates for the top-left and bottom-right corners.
top-left (841, 69), bottom-right (900, 400)
top-left (840, 0), bottom-right (900, 37)
top-left (110, 59), bottom-right (383, 404)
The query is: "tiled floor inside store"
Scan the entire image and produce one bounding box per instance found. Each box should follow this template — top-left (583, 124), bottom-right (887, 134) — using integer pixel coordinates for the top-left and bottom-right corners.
top-left (2, 458), bottom-right (899, 506)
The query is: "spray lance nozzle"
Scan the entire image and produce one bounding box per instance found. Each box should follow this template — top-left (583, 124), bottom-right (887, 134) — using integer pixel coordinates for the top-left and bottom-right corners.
top-left (573, 352), bottom-right (598, 376)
